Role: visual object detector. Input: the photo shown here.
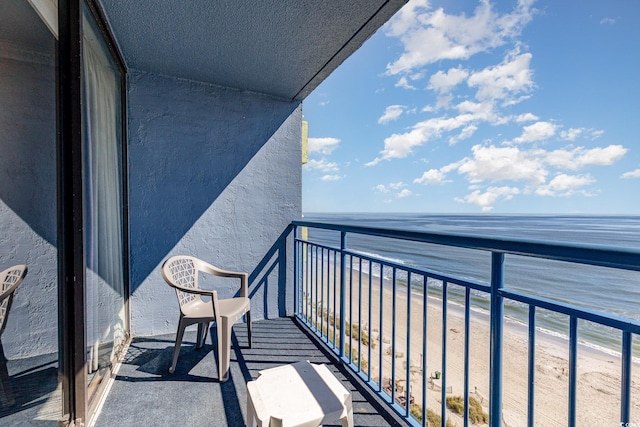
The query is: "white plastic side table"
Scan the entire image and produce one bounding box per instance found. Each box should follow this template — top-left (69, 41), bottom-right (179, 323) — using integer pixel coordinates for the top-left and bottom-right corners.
top-left (246, 360), bottom-right (354, 427)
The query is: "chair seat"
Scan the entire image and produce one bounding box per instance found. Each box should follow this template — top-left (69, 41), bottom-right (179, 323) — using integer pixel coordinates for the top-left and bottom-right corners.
top-left (182, 296), bottom-right (250, 323)
top-left (218, 296), bottom-right (251, 323)
top-left (181, 299), bottom-right (214, 321)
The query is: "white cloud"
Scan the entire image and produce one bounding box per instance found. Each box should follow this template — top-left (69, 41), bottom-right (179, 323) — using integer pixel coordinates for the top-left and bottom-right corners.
top-left (545, 145), bottom-right (627, 170)
top-left (433, 142), bottom-right (628, 210)
top-left (428, 67), bottom-right (469, 93)
top-left (621, 169), bottom-right (640, 179)
top-left (467, 51), bottom-right (534, 103)
top-left (309, 138), bottom-right (340, 155)
top-left (375, 182), bottom-right (407, 193)
top-left (559, 128), bottom-right (583, 141)
top-left (304, 159), bottom-right (339, 172)
top-left (367, 112), bottom-right (489, 165)
top-left (414, 169), bottom-right (449, 185)
top-left (395, 76), bottom-right (417, 90)
top-left (456, 144), bottom-right (548, 184)
top-left (321, 174), bottom-right (342, 181)
top-left (535, 174), bottom-right (594, 196)
top-left (435, 93), bottom-right (454, 109)
top-left (456, 186), bottom-right (520, 211)
top-left (385, 0), bottom-right (535, 75)
top-left (600, 17), bottom-right (616, 25)
top-left (514, 112), bottom-right (539, 122)
top-left (397, 189), bottom-right (413, 198)
top-left (513, 121), bottom-right (557, 144)
top-left (559, 127), bottom-right (604, 141)
top-left (450, 143), bottom-right (627, 187)
top-left (308, 137), bottom-right (340, 155)
top-left (449, 124), bottom-right (478, 145)
top-left (379, 105), bottom-right (406, 124)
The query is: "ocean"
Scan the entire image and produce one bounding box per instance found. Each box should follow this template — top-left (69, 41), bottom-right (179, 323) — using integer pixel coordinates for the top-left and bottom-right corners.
top-left (302, 213), bottom-right (640, 358)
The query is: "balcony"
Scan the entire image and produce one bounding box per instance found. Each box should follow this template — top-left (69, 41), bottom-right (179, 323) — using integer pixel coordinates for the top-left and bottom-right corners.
top-left (5, 219), bottom-right (639, 427)
top-left (82, 221), bottom-right (640, 426)
top-left (89, 219), bottom-right (640, 426)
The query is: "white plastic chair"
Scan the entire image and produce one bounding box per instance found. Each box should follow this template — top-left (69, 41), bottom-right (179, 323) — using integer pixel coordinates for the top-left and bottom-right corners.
top-left (0, 264), bottom-right (27, 407)
top-left (161, 256), bottom-right (251, 381)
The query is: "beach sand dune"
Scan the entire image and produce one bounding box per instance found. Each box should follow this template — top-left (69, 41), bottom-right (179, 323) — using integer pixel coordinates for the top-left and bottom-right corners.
top-left (301, 263), bottom-right (640, 426)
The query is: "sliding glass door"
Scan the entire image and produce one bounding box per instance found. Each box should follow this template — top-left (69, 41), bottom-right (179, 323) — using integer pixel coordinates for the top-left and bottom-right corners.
top-left (81, 2), bottom-right (128, 406)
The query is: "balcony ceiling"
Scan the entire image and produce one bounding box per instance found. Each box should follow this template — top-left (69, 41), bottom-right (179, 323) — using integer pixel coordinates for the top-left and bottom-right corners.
top-left (98, 0), bottom-right (406, 100)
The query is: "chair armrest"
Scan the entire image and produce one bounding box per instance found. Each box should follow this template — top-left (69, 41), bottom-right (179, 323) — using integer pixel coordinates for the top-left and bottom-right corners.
top-left (198, 261), bottom-right (249, 298)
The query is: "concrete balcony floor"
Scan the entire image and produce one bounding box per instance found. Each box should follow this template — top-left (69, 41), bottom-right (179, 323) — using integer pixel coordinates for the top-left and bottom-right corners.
top-left (94, 317), bottom-right (406, 426)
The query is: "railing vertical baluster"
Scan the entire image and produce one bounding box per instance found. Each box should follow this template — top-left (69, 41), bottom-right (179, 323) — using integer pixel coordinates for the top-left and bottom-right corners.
top-left (349, 255), bottom-right (354, 364)
top-left (320, 248), bottom-right (325, 339)
top-left (305, 243), bottom-right (310, 322)
top-left (441, 280), bottom-right (448, 427)
top-left (422, 275), bottom-right (427, 427)
top-left (379, 264), bottom-right (384, 392)
top-left (405, 271), bottom-right (412, 417)
top-left (327, 250), bottom-right (332, 345)
top-left (568, 316), bottom-right (577, 427)
top-left (315, 246), bottom-right (319, 331)
top-left (308, 243), bottom-right (312, 323)
top-left (304, 245), bottom-right (313, 322)
top-left (293, 226), bottom-right (298, 317)
top-left (301, 242), bottom-right (305, 319)
top-left (301, 242), bottom-right (306, 317)
top-left (339, 232), bottom-right (347, 362)
top-left (368, 260), bottom-right (373, 380)
top-left (528, 306), bottom-right (536, 427)
top-left (333, 252), bottom-right (338, 349)
top-left (621, 331), bottom-right (632, 423)
top-left (490, 252), bottom-right (504, 427)
top-left (326, 249), bottom-right (330, 339)
top-left (391, 267), bottom-right (397, 404)
top-left (464, 287), bottom-right (471, 427)
top-left (358, 257), bottom-right (363, 372)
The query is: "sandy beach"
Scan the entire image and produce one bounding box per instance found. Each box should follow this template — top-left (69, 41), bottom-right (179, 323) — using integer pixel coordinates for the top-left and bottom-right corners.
top-left (302, 263), bottom-right (640, 426)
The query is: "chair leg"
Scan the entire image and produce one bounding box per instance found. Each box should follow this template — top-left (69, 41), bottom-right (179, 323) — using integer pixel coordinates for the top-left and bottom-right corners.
top-left (196, 322), bottom-right (209, 349)
top-left (169, 317), bottom-right (187, 374)
top-left (246, 311), bottom-right (252, 348)
top-left (217, 317), bottom-right (233, 382)
top-left (0, 342), bottom-right (15, 407)
top-left (196, 323), bottom-right (204, 349)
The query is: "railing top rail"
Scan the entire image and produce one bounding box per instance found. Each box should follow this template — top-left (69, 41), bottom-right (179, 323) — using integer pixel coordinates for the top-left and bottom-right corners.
top-left (293, 220), bottom-right (640, 272)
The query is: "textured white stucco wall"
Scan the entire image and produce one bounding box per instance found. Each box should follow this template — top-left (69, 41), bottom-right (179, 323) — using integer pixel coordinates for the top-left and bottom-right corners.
top-left (127, 70), bottom-right (302, 337)
top-left (0, 45), bottom-right (58, 359)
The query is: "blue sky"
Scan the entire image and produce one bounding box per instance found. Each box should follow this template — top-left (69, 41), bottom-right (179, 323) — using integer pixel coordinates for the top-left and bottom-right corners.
top-left (302, 0), bottom-right (640, 214)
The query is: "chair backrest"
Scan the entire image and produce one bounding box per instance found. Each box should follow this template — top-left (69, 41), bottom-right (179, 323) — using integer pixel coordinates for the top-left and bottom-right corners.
top-left (0, 265), bottom-right (27, 334)
top-left (162, 256), bottom-right (201, 309)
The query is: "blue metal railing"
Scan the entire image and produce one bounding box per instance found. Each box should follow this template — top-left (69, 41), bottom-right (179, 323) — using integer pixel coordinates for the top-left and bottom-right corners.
top-left (292, 220), bottom-right (640, 427)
